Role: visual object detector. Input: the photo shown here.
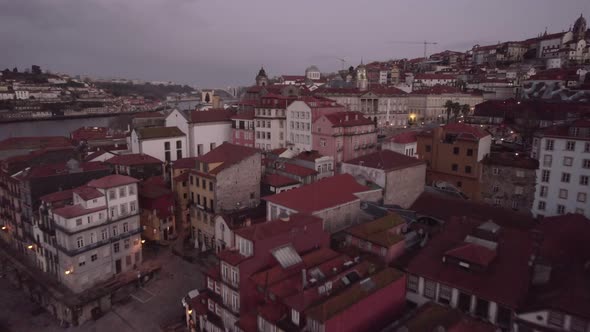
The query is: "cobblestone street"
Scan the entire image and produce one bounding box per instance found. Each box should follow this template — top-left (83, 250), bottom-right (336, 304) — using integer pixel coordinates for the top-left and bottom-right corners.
top-left (0, 247), bottom-right (208, 332)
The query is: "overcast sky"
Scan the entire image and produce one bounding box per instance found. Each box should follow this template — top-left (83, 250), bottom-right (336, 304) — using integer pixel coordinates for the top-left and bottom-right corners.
top-left (1, 0), bottom-right (589, 88)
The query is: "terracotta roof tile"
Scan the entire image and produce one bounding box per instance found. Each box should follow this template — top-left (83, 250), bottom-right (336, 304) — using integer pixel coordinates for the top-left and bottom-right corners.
top-left (106, 153), bottom-right (162, 166)
top-left (40, 189), bottom-right (74, 203)
top-left (263, 174), bottom-right (372, 214)
top-left (53, 204), bottom-right (106, 219)
top-left (344, 150), bottom-right (425, 172)
top-left (196, 143), bottom-right (260, 175)
top-left (390, 131), bottom-right (418, 144)
top-left (0, 136), bottom-right (72, 151)
top-left (171, 157), bottom-right (199, 169)
top-left (73, 186), bottom-right (104, 200)
top-left (190, 109), bottom-right (235, 123)
top-left (235, 213), bottom-right (322, 242)
top-left (135, 126), bottom-right (185, 140)
top-left (262, 174), bottom-right (300, 187)
top-left (87, 174), bottom-right (139, 189)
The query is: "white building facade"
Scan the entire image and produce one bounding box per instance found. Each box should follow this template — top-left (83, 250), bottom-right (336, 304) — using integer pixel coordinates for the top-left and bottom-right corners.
top-left (130, 126), bottom-right (188, 163)
top-left (286, 99), bottom-right (344, 153)
top-left (254, 95), bottom-right (289, 150)
top-left (531, 121), bottom-right (590, 219)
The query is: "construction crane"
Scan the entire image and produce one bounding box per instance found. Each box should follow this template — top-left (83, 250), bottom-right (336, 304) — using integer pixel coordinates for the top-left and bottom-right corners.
top-left (388, 40), bottom-right (439, 60)
top-left (336, 57), bottom-right (347, 71)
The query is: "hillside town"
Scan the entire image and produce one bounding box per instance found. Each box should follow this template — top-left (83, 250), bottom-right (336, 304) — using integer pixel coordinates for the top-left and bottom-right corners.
top-left (1, 12), bottom-right (590, 332)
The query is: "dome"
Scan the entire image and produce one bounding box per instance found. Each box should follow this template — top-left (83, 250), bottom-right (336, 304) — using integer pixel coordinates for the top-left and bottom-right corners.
top-left (257, 67), bottom-right (267, 78)
top-left (574, 14), bottom-right (587, 32)
top-left (306, 65), bottom-right (320, 73)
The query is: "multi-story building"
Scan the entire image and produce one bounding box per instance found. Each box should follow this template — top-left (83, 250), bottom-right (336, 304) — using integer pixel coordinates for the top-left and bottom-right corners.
top-left (130, 126), bottom-right (187, 163)
top-left (315, 86), bottom-right (409, 128)
top-left (285, 97), bottom-right (345, 153)
top-left (312, 111), bottom-right (377, 166)
top-left (165, 108), bottom-right (235, 157)
top-left (170, 157), bottom-right (199, 228)
top-left (0, 136), bottom-right (72, 160)
top-left (254, 94), bottom-right (292, 150)
top-left (105, 153), bottom-right (163, 180)
top-left (188, 143), bottom-right (261, 249)
top-left (263, 174), bottom-right (382, 233)
top-left (416, 123), bottom-right (491, 199)
top-left (382, 131), bottom-right (418, 157)
top-left (138, 180), bottom-right (176, 242)
top-left (412, 73), bottom-right (458, 91)
top-left (341, 150), bottom-right (426, 208)
top-left (33, 174), bottom-right (142, 293)
top-left (531, 120), bottom-right (590, 218)
top-left (230, 111), bottom-right (255, 148)
top-left (480, 152), bottom-right (538, 214)
top-left (407, 85), bottom-right (483, 124)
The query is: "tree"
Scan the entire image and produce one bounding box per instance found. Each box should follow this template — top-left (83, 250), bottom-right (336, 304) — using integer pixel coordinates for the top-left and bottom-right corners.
top-left (444, 100), bottom-right (455, 124)
top-left (451, 103), bottom-right (461, 121)
top-left (460, 104), bottom-right (471, 120)
top-left (12, 67), bottom-right (18, 73)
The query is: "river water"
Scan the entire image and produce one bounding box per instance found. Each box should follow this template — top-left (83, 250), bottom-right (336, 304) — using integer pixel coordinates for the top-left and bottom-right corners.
top-left (0, 116), bottom-right (120, 140)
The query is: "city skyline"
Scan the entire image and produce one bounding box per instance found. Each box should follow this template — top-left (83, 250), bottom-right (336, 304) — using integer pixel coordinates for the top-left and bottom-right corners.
top-left (0, 0), bottom-right (589, 87)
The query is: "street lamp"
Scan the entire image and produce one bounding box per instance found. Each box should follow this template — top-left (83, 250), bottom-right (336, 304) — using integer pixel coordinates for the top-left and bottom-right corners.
top-left (141, 239), bottom-right (146, 244)
top-left (27, 244), bottom-right (34, 250)
top-left (1, 226), bottom-right (6, 231)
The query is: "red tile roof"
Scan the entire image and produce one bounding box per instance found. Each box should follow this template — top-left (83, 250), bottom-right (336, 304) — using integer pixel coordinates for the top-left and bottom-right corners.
top-left (84, 150), bottom-right (115, 162)
top-left (40, 189), bottom-right (74, 203)
top-left (406, 216), bottom-right (533, 308)
top-left (131, 111), bottom-right (165, 118)
top-left (0, 136), bottom-right (72, 151)
top-left (134, 126), bottom-right (185, 140)
top-left (345, 213), bottom-right (405, 247)
top-left (53, 204), bottom-right (106, 219)
top-left (70, 127), bottom-right (125, 142)
top-left (73, 186), bottom-right (104, 200)
top-left (196, 143), bottom-right (260, 175)
top-left (445, 242), bottom-right (497, 267)
top-left (295, 150), bottom-right (326, 161)
top-left (390, 131), bottom-right (418, 144)
top-left (262, 174), bottom-right (300, 187)
top-left (230, 110), bottom-right (255, 120)
top-left (106, 153), bottom-right (162, 166)
top-left (87, 174), bottom-right (139, 189)
top-left (139, 181), bottom-right (172, 199)
top-left (414, 73), bottom-right (458, 80)
top-left (173, 171), bottom-right (190, 182)
top-left (344, 150), bottom-right (425, 172)
top-left (19, 161), bottom-right (110, 179)
top-left (410, 191), bottom-right (535, 229)
top-left (279, 163), bottom-right (317, 177)
top-left (190, 109), bottom-right (235, 123)
top-left (442, 123), bottom-right (490, 140)
top-left (263, 174), bottom-right (372, 213)
top-left (323, 112), bottom-right (374, 127)
top-left (171, 157), bottom-right (198, 169)
top-left (235, 213), bottom-right (322, 242)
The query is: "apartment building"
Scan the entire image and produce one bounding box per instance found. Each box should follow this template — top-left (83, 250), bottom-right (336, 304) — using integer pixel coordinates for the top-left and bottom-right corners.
top-left (531, 120), bottom-right (590, 218)
top-left (254, 94), bottom-right (292, 150)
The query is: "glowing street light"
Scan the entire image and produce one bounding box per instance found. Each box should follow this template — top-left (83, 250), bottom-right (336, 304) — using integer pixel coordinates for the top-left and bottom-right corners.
top-left (188, 309), bottom-right (193, 315)
top-left (65, 269), bottom-right (72, 275)
top-left (27, 244), bottom-right (34, 250)
top-left (141, 239), bottom-right (146, 244)
top-left (1, 226), bottom-right (6, 230)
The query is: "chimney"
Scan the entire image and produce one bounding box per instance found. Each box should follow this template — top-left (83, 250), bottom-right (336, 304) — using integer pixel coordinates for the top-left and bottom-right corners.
top-left (302, 269), bottom-right (307, 289)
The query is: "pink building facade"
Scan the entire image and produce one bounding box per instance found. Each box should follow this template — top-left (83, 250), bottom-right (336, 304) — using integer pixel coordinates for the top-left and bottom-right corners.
top-left (312, 111), bottom-right (377, 165)
top-left (231, 111), bottom-right (255, 148)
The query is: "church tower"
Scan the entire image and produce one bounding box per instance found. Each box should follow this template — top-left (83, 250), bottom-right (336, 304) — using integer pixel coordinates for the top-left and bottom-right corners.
top-left (356, 61), bottom-right (368, 91)
top-left (255, 67), bottom-right (269, 87)
top-left (573, 14), bottom-right (587, 41)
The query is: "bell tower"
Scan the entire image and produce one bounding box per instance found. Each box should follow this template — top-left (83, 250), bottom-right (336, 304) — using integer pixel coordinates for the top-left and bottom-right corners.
top-left (356, 61), bottom-right (368, 91)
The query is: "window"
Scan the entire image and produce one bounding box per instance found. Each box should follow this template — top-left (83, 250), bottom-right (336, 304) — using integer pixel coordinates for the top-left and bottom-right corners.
top-left (514, 186), bottom-right (523, 195)
top-left (425, 145), bottom-right (431, 152)
top-left (407, 274), bottom-right (418, 292)
top-left (176, 140), bottom-right (182, 149)
top-left (584, 159), bottom-right (590, 169)
top-left (76, 237), bottom-right (84, 248)
top-left (110, 206), bottom-right (116, 218)
top-left (538, 201), bottom-right (546, 211)
top-left (475, 298), bottom-right (490, 319)
top-left (129, 185), bottom-right (135, 195)
top-left (76, 218), bottom-right (82, 226)
top-left (126, 255), bottom-right (132, 266)
top-left (561, 172), bottom-right (571, 183)
top-left (557, 205), bottom-right (566, 215)
top-left (581, 175), bottom-right (589, 186)
top-left (78, 258), bottom-right (86, 267)
top-left (109, 190), bottom-right (116, 200)
top-left (101, 229), bottom-right (108, 240)
top-left (563, 157), bottom-right (573, 166)
top-left (543, 155), bottom-right (552, 167)
top-left (438, 284), bottom-right (452, 305)
top-left (494, 198), bottom-right (502, 206)
top-left (559, 189), bottom-right (568, 199)
top-left (209, 182), bottom-right (213, 191)
top-left (548, 311), bottom-right (564, 328)
top-left (465, 166), bottom-right (472, 174)
top-left (164, 142), bottom-right (170, 150)
top-left (578, 192), bottom-right (587, 203)
top-left (453, 147), bottom-right (460, 155)
top-left (585, 142), bottom-right (590, 153)
top-left (113, 242), bottom-right (120, 253)
top-left (566, 141), bottom-right (576, 151)
top-left (541, 170), bottom-right (550, 182)
top-left (120, 203), bottom-right (128, 216)
top-left (466, 149), bottom-right (473, 156)
top-left (202, 179), bottom-right (206, 189)
top-left (124, 239), bottom-right (130, 249)
top-left (292, 309), bottom-right (300, 326)
top-left (210, 143), bottom-right (216, 151)
top-left (119, 186), bottom-right (126, 197)
top-left (90, 232), bottom-right (95, 243)
top-left (493, 185), bottom-right (499, 193)
top-left (511, 200), bottom-right (519, 209)
top-left (123, 222), bottom-right (129, 232)
top-left (195, 177), bottom-right (199, 186)
top-left (424, 279), bottom-right (436, 299)
top-left (112, 225), bottom-right (118, 236)
top-left (540, 186), bottom-right (548, 197)
top-left (130, 201), bottom-right (136, 213)
top-left (545, 139), bottom-right (554, 151)
top-left (492, 168), bottom-right (500, 175)
top-left (91, 254), bottom-right (98, 262)
top-left (451, 164), bottom-right (458, 172)
top-left (165, 151), bottom-right (171, 162)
